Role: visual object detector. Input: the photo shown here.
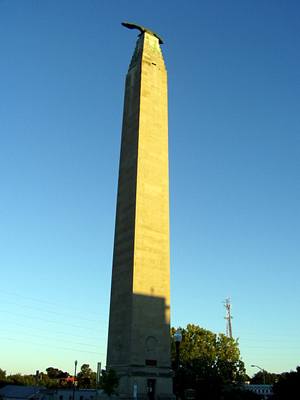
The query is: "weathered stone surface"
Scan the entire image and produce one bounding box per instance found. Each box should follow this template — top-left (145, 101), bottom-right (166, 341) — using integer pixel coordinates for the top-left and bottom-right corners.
top-left (107, 30), bottom-right (173, 400)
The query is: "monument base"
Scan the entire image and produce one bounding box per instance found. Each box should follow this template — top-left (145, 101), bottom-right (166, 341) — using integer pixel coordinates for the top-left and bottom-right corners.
top-left (114, 365), bottom-right (175, 400)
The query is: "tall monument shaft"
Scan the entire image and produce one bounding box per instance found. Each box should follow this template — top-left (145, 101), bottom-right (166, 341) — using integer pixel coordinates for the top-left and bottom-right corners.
top-left (107, 28), bottom-right (172, 399)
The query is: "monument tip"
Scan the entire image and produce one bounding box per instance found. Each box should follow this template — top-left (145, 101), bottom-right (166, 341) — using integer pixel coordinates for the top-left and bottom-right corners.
top-left (121, 21), bottom-right (164, 44)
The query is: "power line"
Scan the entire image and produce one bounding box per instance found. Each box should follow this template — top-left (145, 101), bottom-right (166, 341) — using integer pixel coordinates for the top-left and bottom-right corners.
top-left (0, 298), bottom-right (101, 324)
top-left (0, 328), bottom-right (102, 349)
top-left (0, 289), bottom-right (106, 319)
top-left (0, 309), bottom-right (104, 332)
top-left (0, 289), bottom-right (80, 308)
top-left (3, 319), bottom-right (105, 341)
top-left (0, 336), bottom-right (105, 356)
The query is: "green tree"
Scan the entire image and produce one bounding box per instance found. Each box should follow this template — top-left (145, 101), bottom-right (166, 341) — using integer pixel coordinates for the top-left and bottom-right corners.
top-left (0, 369), bottom-right (7, 388)
top-left (273, 366), bottom-right (300, 400)
top-left (77, 364), bottom-right (96, 389)
top-left (171, 324), bottom-right (246, 400)
top-left (46, 367), bottom-right (63, 379)
top-left (250, 370), bottom-right (279, 385)
top-left (0, 368), bottom-right (73, 389)
top-left (0, 369), bottom-right (6, 381)
top-left (6, 373), bottom-right (30, 386)
top-left (38, 372), bottom-right (57, 388)
top-left (45, 367), bottom-right (70, 388)
top-left (99, 369), bottom-right (119, 397)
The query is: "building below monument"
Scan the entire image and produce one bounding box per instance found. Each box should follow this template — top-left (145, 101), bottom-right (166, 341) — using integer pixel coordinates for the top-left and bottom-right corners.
top-left (106, 24), bottom-right (173, 400)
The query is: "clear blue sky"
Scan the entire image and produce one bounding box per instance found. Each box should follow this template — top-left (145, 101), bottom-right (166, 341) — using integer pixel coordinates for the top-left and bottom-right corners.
top-left (1, 0), bottom-right (299, 376)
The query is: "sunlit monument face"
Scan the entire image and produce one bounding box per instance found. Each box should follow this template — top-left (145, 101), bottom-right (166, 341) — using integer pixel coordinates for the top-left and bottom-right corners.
top-left (106, 23), bottom-right (173, 400)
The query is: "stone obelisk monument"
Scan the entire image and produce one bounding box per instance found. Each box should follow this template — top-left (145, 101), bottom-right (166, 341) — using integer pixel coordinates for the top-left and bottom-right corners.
top-left (107, 23), bottom-right (173, 400)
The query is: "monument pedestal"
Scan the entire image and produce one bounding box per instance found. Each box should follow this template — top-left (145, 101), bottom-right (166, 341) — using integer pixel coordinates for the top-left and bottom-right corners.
top-left (117, 367), bottom-right (174, 400)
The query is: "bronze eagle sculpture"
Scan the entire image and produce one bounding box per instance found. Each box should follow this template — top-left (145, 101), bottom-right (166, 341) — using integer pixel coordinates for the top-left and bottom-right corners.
top-left (122, 22), bottom-right (164, 44)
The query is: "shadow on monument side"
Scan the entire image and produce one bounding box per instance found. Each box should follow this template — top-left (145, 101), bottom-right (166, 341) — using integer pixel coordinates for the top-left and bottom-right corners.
top-left (108, 292), bottom-right (171, 369)
top-left (130, 292), bottom-right (171, 368)
top-left (107, 292), bottom-right (173, 400)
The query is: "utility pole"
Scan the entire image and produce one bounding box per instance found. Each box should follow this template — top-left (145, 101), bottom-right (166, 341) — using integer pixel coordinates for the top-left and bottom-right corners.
top-left (72, 360), bottom-right (78, 400)
top-left (224, 298), bottom-right (233, 338)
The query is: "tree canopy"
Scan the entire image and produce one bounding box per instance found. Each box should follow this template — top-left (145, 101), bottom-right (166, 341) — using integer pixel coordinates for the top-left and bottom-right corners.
top-left (46, 367), bottom-right (69, 380)
top-left (171, 324), bottom-right (246, 400)
top-left (250, 370), bottom-right (279, 385)
top-left (0, 364), bottom-right (96, 389)
top-left (273, 366), bottom-right (300, 400)
top-left (99, 369), bottom-right (119, 397)
top-left (77, 364), bottom-right (96, 389)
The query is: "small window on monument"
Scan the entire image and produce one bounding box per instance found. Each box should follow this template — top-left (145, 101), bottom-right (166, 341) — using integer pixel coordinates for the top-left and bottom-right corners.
top-left (145, 359), bottom-right (157, 366)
